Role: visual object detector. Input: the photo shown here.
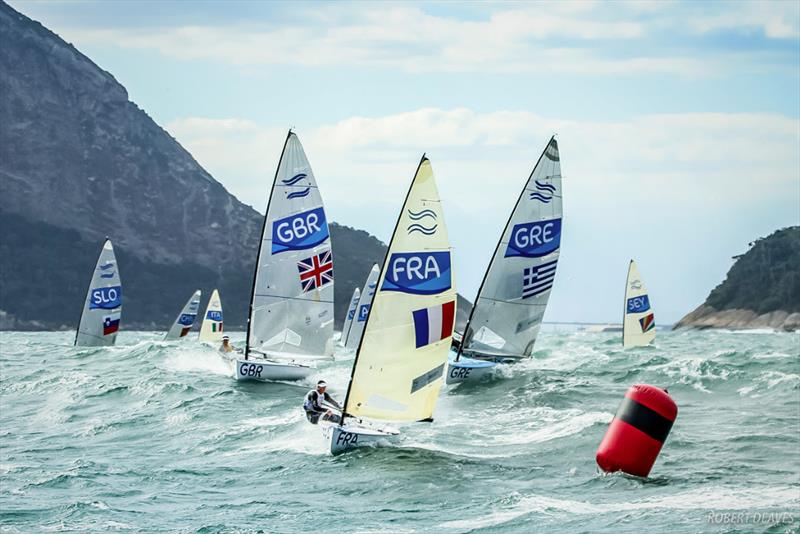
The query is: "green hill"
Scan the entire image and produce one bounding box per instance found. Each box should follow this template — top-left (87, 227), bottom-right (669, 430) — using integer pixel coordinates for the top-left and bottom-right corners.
top-left (675, 226), bottom-right (800, 331)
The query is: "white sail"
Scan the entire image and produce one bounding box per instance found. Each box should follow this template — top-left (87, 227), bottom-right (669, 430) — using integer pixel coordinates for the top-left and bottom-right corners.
top-left (343, 157), bottom-right (456, 422)
top-left (246, 131), bottom-right (334, 359)
top-left (164, 289), bottom-right (201, 340)
top-left (622, 260), bottom-right (655, 347)
top-left (199, 289), bottom-right (224, 342)
top-left (341, 287), bottom-right (360, 346)
top-left (459, 137), bottom-right (562, 360)
top-left (344, 264), bottom-right (380, 349)
top-left (75, 239), bottom-right (122, 347)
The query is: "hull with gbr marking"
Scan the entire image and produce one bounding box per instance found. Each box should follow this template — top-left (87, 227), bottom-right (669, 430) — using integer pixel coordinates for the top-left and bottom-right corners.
top-left (233, 357), bottom-right (312, 382)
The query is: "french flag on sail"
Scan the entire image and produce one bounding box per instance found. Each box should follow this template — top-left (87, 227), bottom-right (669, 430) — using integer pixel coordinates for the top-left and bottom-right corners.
top-left (412, 300), bottom-right (456, 349)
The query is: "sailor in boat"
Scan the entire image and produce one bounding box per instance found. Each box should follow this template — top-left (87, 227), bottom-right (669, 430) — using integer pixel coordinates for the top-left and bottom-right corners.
top-left (219, 335), bottom-right (234, 353)
top-left (303, 380), bottom-right (341, 424)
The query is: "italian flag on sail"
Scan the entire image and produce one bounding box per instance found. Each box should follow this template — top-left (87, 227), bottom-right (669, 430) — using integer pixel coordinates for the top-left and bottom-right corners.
top-left (412, 301), bottom-right (455, 349)
top-left (212, 322), bottom-right (223, 332)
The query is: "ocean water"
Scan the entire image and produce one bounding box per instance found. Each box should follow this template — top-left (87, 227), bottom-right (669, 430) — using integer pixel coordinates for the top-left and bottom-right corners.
top-left (1, 330), bottom-right (798, 533)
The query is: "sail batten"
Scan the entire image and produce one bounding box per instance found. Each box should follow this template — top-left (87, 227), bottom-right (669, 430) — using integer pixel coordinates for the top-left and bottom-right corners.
top-left (75, 239), bottom-right (122, 347)
top-left (458, 137), bottom-right (563, 360)
top-left (343, 157), bottom-right (456, 423)
top-left (246, 132), bottom-right (334, 359)
top-left (622, 260), bottom-right (656, 347)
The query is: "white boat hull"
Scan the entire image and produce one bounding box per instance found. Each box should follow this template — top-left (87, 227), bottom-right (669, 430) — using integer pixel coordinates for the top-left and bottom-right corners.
top-left (321, 421), bottom-right (399, 455)
top-left (233, 357), bottom-right (312, 382)
top-left (445, 356), bottom-right (497, 384)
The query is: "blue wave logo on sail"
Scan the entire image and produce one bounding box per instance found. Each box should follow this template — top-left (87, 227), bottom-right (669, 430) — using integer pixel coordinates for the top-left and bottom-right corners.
top-left (406, 208), bottom-right (438, 235)
top-left (206, 310), bottom-right (223, 321)
top-left (282, 173), bottom-right (307, 186)
top-left (381, 251), bottom-right (451, 295)
top-left (100, 272), bottom-right (115, 279)
top-left (89, 285), bottom-right (122, 309)
top-left (271, 206), bottom-right (329, 254)
top-left (504, 218), bottom-right (561, 258)
top-left (627, 295), bottom-right (650, 314)
top-left (529, 180), bottom-right (556, 203)
top-left (286, 187), bottom-right (311, 199)
top-left (99, 262), bottom-right (115, 270)
top-left (178, 313), bottom-right (196, 326)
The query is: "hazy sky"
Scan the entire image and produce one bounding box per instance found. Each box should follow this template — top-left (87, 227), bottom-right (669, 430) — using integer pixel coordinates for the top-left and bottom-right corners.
top-left (13, 0), bottom-right (800, 324)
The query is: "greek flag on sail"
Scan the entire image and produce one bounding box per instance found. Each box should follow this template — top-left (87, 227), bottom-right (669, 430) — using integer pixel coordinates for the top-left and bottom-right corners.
top-left (522, 259), bottom-right (558, 299)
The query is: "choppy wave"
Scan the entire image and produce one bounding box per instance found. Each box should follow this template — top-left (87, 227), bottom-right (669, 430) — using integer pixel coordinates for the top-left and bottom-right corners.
top-left (1, 330), bottom-right (797, 532)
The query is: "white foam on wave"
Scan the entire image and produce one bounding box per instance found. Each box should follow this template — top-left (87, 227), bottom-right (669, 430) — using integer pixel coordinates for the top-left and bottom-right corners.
top-left (441, 485), bottom-right (800, 530)
top-left (225, 418), bottom-right (330, 456)
top-left (161, 344), bottom-right (232, 377)
top-left (738, 371), bottom-right (800, 398)
top-left (651, 356), bottom-right (730, 393)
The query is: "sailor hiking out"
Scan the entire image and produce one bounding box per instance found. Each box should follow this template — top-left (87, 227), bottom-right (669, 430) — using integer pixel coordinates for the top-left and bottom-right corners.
top-left (219, 335), bottom-right (234, 353)
top-left (304, 380), bottom-right (341, 424)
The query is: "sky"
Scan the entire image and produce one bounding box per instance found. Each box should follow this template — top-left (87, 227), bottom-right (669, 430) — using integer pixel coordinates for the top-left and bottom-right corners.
top-left (12, 0), bottom-right (800, 324)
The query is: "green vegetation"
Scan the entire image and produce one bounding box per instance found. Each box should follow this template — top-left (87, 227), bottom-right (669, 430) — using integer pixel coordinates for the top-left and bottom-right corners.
top-left (706, 226), bottom-right (800, 314)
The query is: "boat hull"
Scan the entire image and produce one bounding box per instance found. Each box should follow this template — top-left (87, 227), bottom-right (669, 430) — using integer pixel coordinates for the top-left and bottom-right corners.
top-left (233, 357), bottom-right (313, 382)
top-left (322, 421), bottom-right (399, 455)
top-left (445, 356), bottom-right (497, 384)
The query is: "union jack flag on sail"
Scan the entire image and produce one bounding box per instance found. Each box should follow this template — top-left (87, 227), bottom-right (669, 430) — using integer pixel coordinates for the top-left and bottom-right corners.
top-left (297, 250), bottom-right (333, 293)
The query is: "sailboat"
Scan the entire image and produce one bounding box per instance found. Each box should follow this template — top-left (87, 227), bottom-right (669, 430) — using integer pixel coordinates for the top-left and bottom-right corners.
top-left (622, 260), bottom-right (655, 347)
top-left (235, 131), bottom-right (334, 382)
top-left (164, 289), bottom-right (201, 340)
top-left (198, 289), bottom-right (224, 342)
top-left (75, 239), bottom-right (122, 347)
top-left (339, 286), bottom-right (360, 347)
top-left (343, 263), bottom-right (380, 350)
top-left (321, 156), bottom-right (456, 454)
top-left (447, 137), bottom-right (563, 384)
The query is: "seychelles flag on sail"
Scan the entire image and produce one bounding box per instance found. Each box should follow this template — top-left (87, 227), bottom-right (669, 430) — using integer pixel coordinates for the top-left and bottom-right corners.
top-left (639, 313), bottom-right (655, 333)
top-left (103, 312), bottom-right (120, 335)
top-left (412, 301), bottom-right (456, 349)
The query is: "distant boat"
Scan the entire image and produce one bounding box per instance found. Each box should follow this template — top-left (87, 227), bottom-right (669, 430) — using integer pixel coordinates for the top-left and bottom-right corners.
top-left (322, 155), bottom-right (455, 454)
top-left (343, 264), bottom-right (380, 350)
top-left (198, 289), bottom-right (224, 342)
top-left (339, 286), bottom-right (360, 347)
top-left (164, 290), bottom-right (201, 340)
top-left (447, 137), bottom-right (563, 384)
top-left (235, 131), bottom-right (334, 382)
top-left (75, 239), bottom-right (122, 347)
top-left (623, 260), bottom-right (655, 347)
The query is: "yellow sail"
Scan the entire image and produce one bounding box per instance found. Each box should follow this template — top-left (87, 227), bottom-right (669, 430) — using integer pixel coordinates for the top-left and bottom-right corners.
top-left (344, 157), bottom-right (456, 422)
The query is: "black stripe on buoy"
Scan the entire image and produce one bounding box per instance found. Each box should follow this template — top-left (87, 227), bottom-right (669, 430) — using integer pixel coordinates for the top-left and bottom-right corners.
top-left (615, 397), bottom-right (674, 443)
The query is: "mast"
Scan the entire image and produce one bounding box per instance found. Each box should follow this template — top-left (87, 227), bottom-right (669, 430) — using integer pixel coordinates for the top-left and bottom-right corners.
top-left (244, 129), bottom-right (292, 359)
top-left (340, 154), bottom-right (428, 425)
top-left (456, 136), bottom-right (556, 362)
top-left (622, 259), bottom-right (633, 346)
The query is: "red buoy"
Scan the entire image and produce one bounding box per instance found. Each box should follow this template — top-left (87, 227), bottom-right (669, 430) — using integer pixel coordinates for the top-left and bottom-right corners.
top-left (596, 384), bottom-right (677, 477)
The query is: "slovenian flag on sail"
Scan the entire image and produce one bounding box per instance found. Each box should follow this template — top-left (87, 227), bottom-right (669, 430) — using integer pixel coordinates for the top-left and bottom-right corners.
top-left (412, 301), bottom-right (456, 349)
top-left (103, 312), bottom-right (120, 335)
